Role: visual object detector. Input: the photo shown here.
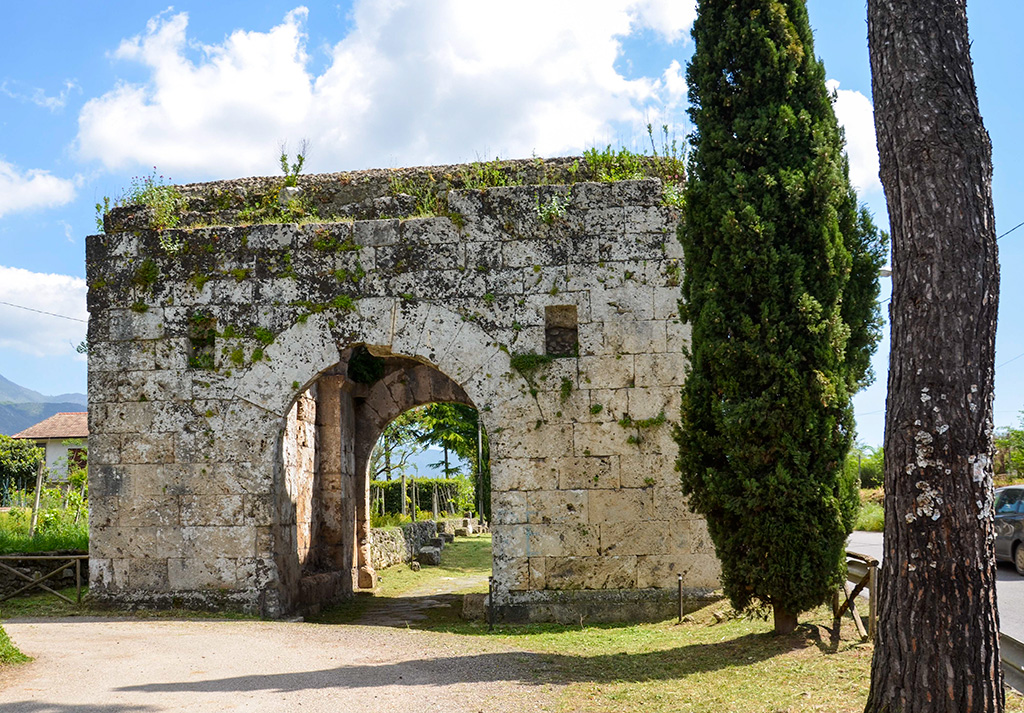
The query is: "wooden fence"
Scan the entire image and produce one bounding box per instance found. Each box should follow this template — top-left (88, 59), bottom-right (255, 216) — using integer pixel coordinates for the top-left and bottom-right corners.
top-left (0, 554), bottom-right (87, 605)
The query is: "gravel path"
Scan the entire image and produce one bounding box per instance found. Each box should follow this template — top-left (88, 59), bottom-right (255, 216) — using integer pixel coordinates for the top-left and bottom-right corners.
top-left (0, 617), bottom-right (561, 712)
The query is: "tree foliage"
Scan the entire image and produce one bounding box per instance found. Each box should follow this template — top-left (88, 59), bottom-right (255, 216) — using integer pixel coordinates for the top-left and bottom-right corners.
top-left (676, 0), bottom-right (886, 631)
top-left (0, 435), bottom-right (43, 506)
top-left (845, 443), bottom-right (884, 490)
top-left (995, 412), bottom-right (1024, 480)
top-left (368, 402), bottom-right (491, 520)
top-left (369, 410), bottom-right (426, 482)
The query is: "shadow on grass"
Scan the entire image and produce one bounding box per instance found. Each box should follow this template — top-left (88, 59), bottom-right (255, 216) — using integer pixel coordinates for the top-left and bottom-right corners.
top-left (114, 628), bottom-right (819, 695)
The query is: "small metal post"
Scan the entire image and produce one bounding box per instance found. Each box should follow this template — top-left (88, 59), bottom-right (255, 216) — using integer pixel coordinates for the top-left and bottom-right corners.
top-left (488, 576), bottom-right (495, 631)
top-left (678, 573), bottom-right (683, 623)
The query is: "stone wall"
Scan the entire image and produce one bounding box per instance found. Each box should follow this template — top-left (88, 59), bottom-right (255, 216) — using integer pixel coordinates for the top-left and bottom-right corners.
top-left (85, 158), bottom-right (720, 620)
top-left (369, 521), bottom-right (439, 570)
top-left (0, 553), bottom-right (87, 600)
top-left (282, 388), bottom-right (316, 567)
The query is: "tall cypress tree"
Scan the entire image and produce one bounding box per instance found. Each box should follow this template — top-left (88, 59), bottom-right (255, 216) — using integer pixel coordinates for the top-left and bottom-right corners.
top-left (677, 0), bottom-right (886, 633)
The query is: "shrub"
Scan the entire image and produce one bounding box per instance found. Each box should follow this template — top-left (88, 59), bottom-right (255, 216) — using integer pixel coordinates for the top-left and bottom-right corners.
top-left (856, 502), bottom-right (885, 532)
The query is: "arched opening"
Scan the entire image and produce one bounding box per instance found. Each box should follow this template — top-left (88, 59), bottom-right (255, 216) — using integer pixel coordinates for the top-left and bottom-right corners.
top-left (368, 402), bottom-right (490, 525)
top-left (278, 343), bottom-right (493, 615)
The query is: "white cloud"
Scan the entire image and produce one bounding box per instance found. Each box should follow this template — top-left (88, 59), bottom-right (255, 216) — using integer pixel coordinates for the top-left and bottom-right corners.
top-left (0, 160), bottom-right (77, 218)
top-left (1, 79), bottom-right (80, 111)
top-left (631, 0), bottom-right (698, 43)
top-left (76, 1), bottom-right (694, 178)
top-left (827, 79), bottom-right (881, 195)
top-left (0, 266), bottom-right (87, 359)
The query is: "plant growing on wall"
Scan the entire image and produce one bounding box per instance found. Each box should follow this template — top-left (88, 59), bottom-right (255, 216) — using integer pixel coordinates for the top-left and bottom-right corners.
top-left (279, 139), bottom-right (309, 187)
top-left (95, 168), bottom-right (185, 234)
top-left (676, 0), bottom-right (886, 634)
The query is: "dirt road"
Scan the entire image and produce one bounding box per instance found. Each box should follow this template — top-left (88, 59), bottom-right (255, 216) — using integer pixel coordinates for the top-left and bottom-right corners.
top-left (0, 617), bottom-right (561, 712)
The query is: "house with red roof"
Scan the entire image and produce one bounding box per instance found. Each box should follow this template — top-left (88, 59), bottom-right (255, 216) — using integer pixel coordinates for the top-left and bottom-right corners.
top-left (13, 412), bottom-right (88, 480)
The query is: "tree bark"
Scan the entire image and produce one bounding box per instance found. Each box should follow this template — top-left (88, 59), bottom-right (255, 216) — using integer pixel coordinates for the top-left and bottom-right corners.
top-left (773, 608), bottom-right (798, 636)
top-left (865, 1), bottom-right (1002, 711)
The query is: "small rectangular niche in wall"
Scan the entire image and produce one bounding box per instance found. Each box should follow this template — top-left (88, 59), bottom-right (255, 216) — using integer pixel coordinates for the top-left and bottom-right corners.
top-left (545, 305), bottom-right (578, 356)
top-left (188, 311), bottom-right (217, 369)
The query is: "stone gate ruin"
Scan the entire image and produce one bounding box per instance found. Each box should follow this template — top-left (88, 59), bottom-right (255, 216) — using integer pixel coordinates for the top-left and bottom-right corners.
top-left (85, 158), bottom-right (720, 622)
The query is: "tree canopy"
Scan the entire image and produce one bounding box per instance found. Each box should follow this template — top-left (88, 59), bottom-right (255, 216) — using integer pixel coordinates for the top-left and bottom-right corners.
top-left (0, 435), bottom-right (44, 505)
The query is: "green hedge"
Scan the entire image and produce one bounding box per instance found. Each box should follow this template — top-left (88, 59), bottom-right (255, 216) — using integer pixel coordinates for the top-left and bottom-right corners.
top-left (370, 477), bottom-right (475, 516)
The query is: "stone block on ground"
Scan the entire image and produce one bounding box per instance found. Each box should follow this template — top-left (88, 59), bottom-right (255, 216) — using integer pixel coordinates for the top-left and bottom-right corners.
top-left (417, 546), bottom-right (441, 566)
top-left (440, 532), bottom-right (454, 544)
top-left (462, 593), bottom-right (488, 620)
top-left (454, 527), bottom-right (469, 537)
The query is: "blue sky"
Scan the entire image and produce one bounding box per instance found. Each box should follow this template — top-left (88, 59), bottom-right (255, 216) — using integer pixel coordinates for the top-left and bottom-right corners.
top-left (0, 1), bottom-right (1020, 448)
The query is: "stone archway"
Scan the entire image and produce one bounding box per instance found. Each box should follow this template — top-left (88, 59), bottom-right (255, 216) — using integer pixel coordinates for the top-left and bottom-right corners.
top-left (277, 343), bottom-right (486, 613)
top-left (220, 302), bottom-right (537, 615)
top-left (87, 163), bottom-right (721, 622)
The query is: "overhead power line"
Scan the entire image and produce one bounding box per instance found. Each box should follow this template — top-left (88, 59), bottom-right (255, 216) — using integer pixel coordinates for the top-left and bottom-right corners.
top-left (876, 218), bottom-right (1021, 308)
top-left (0, 300), bottom-right (87, 323)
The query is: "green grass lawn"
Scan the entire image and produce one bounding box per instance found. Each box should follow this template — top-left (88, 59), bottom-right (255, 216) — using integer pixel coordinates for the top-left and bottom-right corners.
top-left (313, 532), bottom-right (492, 625)
top-left (1, 532), bottom-right (1019, 712)
top-left (315, 532), bottom-right (1023, 713)
top-left (0, 507), bottom-right (88, 554)
top-left (374, 532), bottom-right (492, 596)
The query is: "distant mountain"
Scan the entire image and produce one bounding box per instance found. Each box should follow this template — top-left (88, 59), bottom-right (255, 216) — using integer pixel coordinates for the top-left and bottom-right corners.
top-left (0, 402), bottom-right (86, 436)
top-left (0, 374), bottom-right (88, 436)
top-left (47, 392), bottom-right (88, 406)
top-left (0, 374), bottom-right (86, 406)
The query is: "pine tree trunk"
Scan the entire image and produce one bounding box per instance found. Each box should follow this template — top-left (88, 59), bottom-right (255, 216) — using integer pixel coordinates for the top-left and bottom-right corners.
top-left (865, 1), bottom-right (1002, 711)
top-left (773, 607), bottom-right (797, 636)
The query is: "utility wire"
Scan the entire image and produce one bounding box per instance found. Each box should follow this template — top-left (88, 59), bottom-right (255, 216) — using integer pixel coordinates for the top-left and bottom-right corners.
top-left (875, 218), bottom-right (1021, 308)
top-left (998, 219), bottom-right (1024, 241)
top-left (997, 352), bottom-right (1024, 370)
top-left (0, 300), bottom-right (87, 323)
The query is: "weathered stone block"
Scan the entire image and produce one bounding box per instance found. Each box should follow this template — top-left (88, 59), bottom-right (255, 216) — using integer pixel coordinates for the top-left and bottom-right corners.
top-left (168, 557), bottom-right (238, 589)
top-left (634, 352), bottom-right (689, 387)
top-left (417, 546), bottom-right (441, 566)
top-left (544, 556), bottom-right (637, 590)
top-left (182, 526), bottom-right (256, 559)
top-left (618, 453), bottom-right (674, 490)
top-left (525, 489), bottom-right (588, 525)
top-left (573, 421), bottom-right (631, 457)
top-left (553, 456), bottom-right (619, 490)
top-left (578, 355), bottom-right (635, 391)
top-left (120, 495), bottom-right (180, 527)
top-left (180, 495), bottom-right (244, 527)
top-left (600, 520), bottom-right (688, 557)
top-left (636, 555), bottom-right (684, 589)
top-left (120, 434), bottom-right (175, 465)
top-left (129, 558), bottom-right (169, 590)
top-left (603, 319), bottom-right (667, 355)
top-left (589, 489), bottom-right (654, 524)
top-left (491, 491), bottom-right (528, 525)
